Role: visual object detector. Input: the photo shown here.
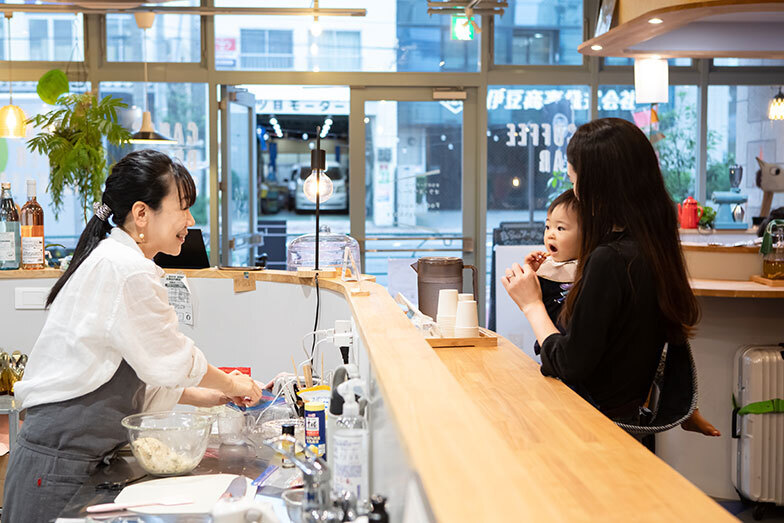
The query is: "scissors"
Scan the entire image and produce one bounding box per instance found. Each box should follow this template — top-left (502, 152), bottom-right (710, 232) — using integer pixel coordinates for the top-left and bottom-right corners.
top-left (95, 473), bottom-right (148, 491)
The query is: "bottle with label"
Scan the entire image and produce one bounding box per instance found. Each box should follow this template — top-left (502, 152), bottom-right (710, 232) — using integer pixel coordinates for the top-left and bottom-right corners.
top-left (0, 182), bottom-right (21, 270)
top-left (20, 180), bottom-right (45, 270)
top-left (332, 379), bottom-right (369, 502)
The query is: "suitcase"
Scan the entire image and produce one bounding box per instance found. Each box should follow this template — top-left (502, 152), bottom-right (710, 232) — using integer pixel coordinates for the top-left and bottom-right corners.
top-left (732, 344), bottom-right (784, 520)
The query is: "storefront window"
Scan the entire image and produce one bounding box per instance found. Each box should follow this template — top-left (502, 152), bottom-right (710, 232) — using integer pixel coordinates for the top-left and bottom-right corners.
top-left (106, 1), bottom-right (200, 62)
top-left (597, 85), bottom-right (699, 203)
top-left (487, 85), bottom-right (590, 229)
top-left (707, 85), bottom-right (784, 218)
top-left (713, 58), bottom-right (784, 67)
top-left (214, 0), bottom-right (480, 72)
top-left (494, 0), bottom-right (583, 66)
top-left (0, 12), bottom-right (83, 61)
top-left (604, 57), bottom-right (692, 67)
top-left (0, 82), bottom-right (91, 248)
top-left (101, 82), bottom-right (210, 249)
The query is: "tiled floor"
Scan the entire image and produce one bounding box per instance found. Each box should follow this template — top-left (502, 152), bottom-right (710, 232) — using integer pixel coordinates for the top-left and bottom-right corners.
top-left (715, 498), bottom-right (784, 522)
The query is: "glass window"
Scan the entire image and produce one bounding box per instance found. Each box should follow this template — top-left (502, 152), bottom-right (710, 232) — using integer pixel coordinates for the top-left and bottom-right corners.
top-left (487, 85), bottom-right (590, 230)
top-left (0, 13), bottom-right (83, 61)
top-left (494, 0), bottom-right (583, 66)
top-left (0, 82), bottom-right (91, 249)
top-left (239, 29), bottom-right (293, 69)
top-left (106, 2), bottom-right (200, 63)
top-left (597, 85), bottom-right (699, 203)
top-left (707, 85), bottom-right (784, 219)
top-left (215, 0), bottom-right (480, 72)
top-left (604, 57), bottom-right (693, 66)
top-left (713, 58), bottom-right (784, 67)
top-left (101, 82), bottom-right (210, 250)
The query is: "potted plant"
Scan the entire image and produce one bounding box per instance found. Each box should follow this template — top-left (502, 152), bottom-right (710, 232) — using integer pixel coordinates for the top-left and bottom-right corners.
top-left (26, 83), bottom-right (131, 223)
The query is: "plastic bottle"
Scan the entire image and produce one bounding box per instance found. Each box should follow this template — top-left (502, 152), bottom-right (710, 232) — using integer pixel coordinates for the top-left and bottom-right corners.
top-left (332, 378), bottom-right (368, 501)
top-left (368, 495), bottom-right (389, 523)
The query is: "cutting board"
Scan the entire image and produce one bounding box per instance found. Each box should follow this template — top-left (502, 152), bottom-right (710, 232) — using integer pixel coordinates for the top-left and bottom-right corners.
top-left (114, 473), bottom-right (254, 514)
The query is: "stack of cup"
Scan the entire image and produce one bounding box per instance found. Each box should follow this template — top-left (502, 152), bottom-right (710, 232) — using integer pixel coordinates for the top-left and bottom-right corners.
top-left (455, 298), bottom-right (479, 338)
top-left (436, 289), bottom-right (458, 337)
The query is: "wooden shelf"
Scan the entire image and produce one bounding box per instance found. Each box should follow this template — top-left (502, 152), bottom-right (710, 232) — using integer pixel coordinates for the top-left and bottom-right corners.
top-left (691, 278), bottom-right (784, 298)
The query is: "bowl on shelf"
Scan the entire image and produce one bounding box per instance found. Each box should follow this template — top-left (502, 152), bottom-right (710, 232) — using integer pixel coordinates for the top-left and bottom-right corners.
top-left (121, 411), bottom-right (214, 476)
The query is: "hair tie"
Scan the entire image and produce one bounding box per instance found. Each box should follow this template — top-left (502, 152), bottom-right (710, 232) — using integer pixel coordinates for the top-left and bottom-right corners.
top-left (93, 202), bottom-right (112, 222)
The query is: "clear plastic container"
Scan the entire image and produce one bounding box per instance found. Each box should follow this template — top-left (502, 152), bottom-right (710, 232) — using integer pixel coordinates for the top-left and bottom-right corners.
top-left (287, 225), bottom-right (361, 272)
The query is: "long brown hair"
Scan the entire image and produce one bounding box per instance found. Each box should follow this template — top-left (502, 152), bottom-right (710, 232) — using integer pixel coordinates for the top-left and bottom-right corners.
top-left (562, 118), bottom-right (700, 341)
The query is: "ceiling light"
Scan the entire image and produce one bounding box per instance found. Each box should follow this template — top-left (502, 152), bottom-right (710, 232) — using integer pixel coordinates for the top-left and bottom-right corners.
top-left (0, 13), bottom-right (26, 139)
top-left (648, 17), bottom-right (663, 25)
top-left (769, 87), bottom-right (784, 120)
top-left (310, 43), bottom-right (319, 56)
top-left (634, 58), bottom-right (669, 104)
top-left (129, 12), bottom-right (176, 145)
top-left (310, 0), bottom-right (323, 37)
top-left (590, 44), bottom-right (603, 51)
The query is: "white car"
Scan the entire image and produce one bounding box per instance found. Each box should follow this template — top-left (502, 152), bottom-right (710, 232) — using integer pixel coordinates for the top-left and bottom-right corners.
top-left (290, 165), bottom-right (348, 213)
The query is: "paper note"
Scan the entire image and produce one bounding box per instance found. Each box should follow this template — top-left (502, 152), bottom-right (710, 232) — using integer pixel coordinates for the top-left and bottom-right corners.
top-left (163, 273), bottom-right (194, 326)
top-left (233, 272), bottom-right (256, 293)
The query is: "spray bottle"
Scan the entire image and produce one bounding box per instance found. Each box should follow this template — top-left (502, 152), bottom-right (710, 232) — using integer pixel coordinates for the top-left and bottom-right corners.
top-left (326, 362), bottom-right (359, 462)
top-left (331, 378), bottom-right (368, 502)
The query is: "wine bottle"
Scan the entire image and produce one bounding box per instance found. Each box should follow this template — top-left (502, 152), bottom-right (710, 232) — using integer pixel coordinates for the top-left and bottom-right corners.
top-left (0, 182), bottom-right (21, 270)
top-left (20, 180), bottom-right (45, 270)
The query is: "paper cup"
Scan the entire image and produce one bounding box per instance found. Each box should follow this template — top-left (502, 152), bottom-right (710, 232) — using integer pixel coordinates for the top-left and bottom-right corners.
top-left (455, 300), bottom-right (478, 329)
top-left (437, 314), bottom-right (455, 338)
top-left (454, 326), bottom-right (480, 338)
top-left (458, 293), bottom-right (474, 302)
top-left (437, 289), bottom-right (459, 316)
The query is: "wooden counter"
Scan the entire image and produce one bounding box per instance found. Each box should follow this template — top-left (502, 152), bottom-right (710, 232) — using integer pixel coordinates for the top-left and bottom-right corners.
top-left (0, 268), bottom-right (735, 520)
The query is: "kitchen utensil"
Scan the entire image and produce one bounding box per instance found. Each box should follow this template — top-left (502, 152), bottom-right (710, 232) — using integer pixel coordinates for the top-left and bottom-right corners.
top-left (411, 257), bottom-right (478, 319)
top-left (113, 474), bottom-right (254, 515)
top-left (677, 196), bottom-right (703, 229)
top-left (218, 408), bottom-right (246, 445)
top-left (121, 412), bottom-right (213, 476)
top-left (96, 473), bottom-right (148, 491)
top-left (761, 219), bottom-right (784, 279)
top-left (219, 476), bottom-right (247, 501)
top-left (86, 496), bottom-right (193, 513)
top-left (282, 488), bottom-right (304, 522)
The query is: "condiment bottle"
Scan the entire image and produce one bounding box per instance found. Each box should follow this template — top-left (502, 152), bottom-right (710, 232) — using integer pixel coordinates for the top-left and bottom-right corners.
top-left (761, 220), bottom-right (784, 280)
top-left (281, 422), bottom-right (295, 468)
top-left (20, 180), bottom-right (45, 270)
top-left (0, 182), bottom-right (21, 270)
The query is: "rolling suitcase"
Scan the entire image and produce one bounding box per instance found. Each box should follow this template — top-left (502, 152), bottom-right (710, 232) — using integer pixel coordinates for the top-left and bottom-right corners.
top-left (732, 344), bottom-right (784, 520)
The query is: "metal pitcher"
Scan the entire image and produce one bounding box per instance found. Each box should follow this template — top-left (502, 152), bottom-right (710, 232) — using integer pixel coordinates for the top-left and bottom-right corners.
top-left (410, 257), bottom-right (478, 320)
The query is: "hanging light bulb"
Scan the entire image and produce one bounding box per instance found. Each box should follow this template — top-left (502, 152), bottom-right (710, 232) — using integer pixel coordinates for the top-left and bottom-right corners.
top-left (310, 0), bottom-right (323, 37)
top-left (0, 13), bottom-right (27, 139)
top-left (303, 147), bottom-right (333, 203)
top-left (129, 12), bottom-right (176, 145)
top-left (769, 87), bottom-right (784, 121)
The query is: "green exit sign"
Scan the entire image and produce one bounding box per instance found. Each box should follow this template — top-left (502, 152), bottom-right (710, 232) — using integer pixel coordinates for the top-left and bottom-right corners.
top-left (451, 15), bottom-right (475, 41)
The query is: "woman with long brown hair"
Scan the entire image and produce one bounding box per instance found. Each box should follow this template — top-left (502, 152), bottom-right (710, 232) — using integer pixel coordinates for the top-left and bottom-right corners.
top-left (502, 117), bottom-right (702, 423)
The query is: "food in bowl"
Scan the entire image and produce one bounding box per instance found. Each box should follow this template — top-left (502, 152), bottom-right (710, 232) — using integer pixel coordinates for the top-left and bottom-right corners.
top-left (122, 412), bottom-right (213, 476)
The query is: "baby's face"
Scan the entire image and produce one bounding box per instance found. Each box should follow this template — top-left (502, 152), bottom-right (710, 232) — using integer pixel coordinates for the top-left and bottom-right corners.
top-left (544, 204), bottom-right (580, 262)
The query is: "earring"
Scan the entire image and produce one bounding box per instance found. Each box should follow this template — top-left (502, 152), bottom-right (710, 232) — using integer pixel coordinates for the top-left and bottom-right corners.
top-left (138, 232), bottom-right (145, 243)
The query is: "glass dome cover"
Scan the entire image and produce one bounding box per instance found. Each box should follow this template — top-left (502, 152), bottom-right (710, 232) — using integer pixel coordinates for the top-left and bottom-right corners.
top-left (287, 225), bottom-right (361, 272)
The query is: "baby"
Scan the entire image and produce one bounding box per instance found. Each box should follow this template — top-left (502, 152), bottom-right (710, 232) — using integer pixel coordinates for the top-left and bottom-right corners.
top-left (528, 189), bottom-right (719, 437)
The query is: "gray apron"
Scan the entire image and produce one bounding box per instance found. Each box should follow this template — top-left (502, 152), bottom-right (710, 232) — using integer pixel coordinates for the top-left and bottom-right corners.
top-left (2, 360), bottom-right (145, 522)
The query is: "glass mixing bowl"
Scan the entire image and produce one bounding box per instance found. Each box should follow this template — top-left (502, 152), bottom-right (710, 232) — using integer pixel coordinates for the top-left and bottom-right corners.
top-left (121, 412), bottom-right (213, 476)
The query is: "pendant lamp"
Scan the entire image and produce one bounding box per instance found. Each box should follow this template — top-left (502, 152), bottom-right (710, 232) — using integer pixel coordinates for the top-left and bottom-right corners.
top-left (769, 87), bottom-right (784, 121)
top-left (129, 12), bottom-right (175, 144)
top-left (0, 13), bottom-right (27, 139)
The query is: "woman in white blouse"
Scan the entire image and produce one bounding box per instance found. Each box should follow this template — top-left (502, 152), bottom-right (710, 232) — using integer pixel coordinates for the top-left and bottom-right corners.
top-left (4, 150), bottom-right (263, 522)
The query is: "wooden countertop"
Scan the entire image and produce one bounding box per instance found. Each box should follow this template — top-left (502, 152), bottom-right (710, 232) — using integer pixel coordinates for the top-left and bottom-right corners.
top-left (4, 268), bottom-right (783, 299)
top-left (681, 242), bottom-right (759, 254)
top-left (0, 267), bottom-right (736, 520)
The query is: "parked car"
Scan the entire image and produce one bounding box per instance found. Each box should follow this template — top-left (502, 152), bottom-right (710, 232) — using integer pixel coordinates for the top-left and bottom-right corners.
top-left (290, 165), bottom-right (348, 213)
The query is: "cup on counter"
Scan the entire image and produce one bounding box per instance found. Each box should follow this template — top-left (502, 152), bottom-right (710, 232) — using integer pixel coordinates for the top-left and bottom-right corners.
top-left (436, 314), bottom-right (456, 338)
top-left (458, 293), bottom-right (474, 302)
top-left (454, 300), bottom-right (479, 337)
top-left (436, 289), bottom-right (459, 316)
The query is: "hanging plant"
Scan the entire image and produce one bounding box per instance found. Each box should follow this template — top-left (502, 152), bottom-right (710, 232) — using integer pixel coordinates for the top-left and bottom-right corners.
top-left (26, 91), bottom-right (131, 223)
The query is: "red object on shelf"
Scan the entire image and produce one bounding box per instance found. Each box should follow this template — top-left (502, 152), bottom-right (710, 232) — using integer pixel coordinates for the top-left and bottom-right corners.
top-left (219, 367), bottom-right (251, 376)
top-left (678, 196), bottom-right (703, 229)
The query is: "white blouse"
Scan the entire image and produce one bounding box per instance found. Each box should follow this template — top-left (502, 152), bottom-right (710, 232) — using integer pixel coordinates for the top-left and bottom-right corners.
top-left (15, 227), bottom-right (208, 411)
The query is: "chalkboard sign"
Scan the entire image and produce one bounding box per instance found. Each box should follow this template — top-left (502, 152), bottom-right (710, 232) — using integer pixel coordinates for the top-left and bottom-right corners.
top-left (489, 221), bottom-right (545, 330)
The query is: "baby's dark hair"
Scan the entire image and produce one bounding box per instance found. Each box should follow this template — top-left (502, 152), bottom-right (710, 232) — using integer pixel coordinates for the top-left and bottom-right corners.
top-left (547, 188), bottom-right (578, 215)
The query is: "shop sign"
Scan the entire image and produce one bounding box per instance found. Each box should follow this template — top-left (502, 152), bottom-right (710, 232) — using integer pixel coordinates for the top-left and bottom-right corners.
top-left (256, 99), bottom-right (349, 115)
top-left (503, 114), bottom-right (577, 174)
top-left (487, 88), bottom-right (589, 111)
top-left (451, 16), bottom-right (475, 41)
top-left (215, 38), bottom-right (236, 53)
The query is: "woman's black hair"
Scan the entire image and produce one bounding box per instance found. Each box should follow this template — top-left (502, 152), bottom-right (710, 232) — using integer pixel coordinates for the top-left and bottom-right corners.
top-left (47, 149), bottom-right (196, 307)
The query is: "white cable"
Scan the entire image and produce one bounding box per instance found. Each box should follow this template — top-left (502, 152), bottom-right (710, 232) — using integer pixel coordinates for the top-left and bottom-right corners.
top-left (301, 328), bottom-right (332, 359)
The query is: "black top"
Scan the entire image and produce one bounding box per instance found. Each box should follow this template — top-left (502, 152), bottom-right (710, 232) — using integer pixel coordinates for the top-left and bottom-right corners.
top-left (540, 232), bottom-right (666, 414)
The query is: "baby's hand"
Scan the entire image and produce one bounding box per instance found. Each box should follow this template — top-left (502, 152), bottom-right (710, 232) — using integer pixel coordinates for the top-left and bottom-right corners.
top-left (524, 251), bottom-right (550, 272)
